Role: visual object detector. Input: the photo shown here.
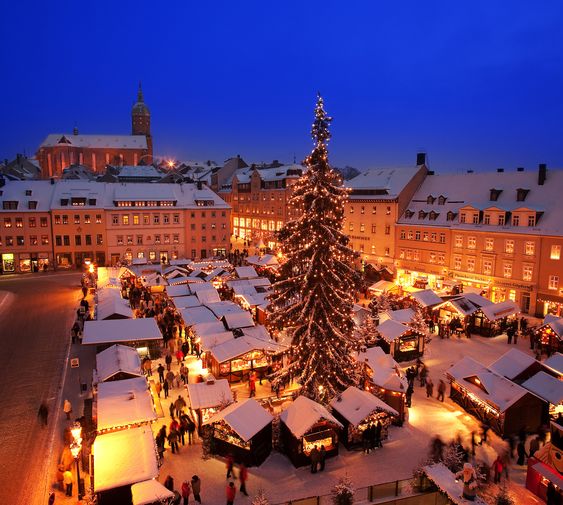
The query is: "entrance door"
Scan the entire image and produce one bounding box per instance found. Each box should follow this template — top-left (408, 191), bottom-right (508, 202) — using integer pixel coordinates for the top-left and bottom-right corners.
top-left (521, 293), bottom-right (530, 314)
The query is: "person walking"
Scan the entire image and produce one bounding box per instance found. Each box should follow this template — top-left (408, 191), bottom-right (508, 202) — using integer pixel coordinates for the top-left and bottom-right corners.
top-left (226, 454), bottom-right (235, 479)
top-left (492, 456), bottom-right (504, 484)
top-left (437, 380), bottom-right (446, 402)
top-left (187, 416), bottom-right (196, 445)
top-left (164, 475), bottom-right (174, 492)
top-left (155, 381), bottom-right (162, 398)
top-left (310, 445), bottom-right (320, 473)
top-left (529, 436), bottom-right (541, 458)
top-left (63, 399), bottom-right (72, 420)
top-left (181, 480), bottom-right (191, 505)
top-left (191, 475), bottom-right (202, 503)
top-left (158, 363), bottom-right (165, 383)
top-left (249, 375), bottom-right (256, 398)
top-left (406, 383), bottom-right (414, 408)
top-left (374, 420), bottom-right (383, 448)
top-left (165, 353), bottom-right (173, 371)
top-left (239, 463), bottom-right (249, 496)
top-left (517, 439), bottom-right (528, 465)
top-left (426, 379), bottom-right (434, 398)
top-left (168, 429), bottom-right (179, 454)
top-left (63, 469), bottom-right (73, 496)
top-left (319, 445), bottom-right (327, 471)
top-left (38, 402), bottom-right (49, 426)
top-left (163, 378), bottom-right (170, 399)
top-left (175, 395), bottom-right (186, 418)
top-left (362, 425), bottom-right (371, 454)
top-left (226, 481), bottom-right (236, 505)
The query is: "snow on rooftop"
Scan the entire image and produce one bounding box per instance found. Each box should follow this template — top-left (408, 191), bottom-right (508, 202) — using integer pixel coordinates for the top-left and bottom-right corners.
top-left (179, 306), bottom-right (217, 326)
top-left (206, 301), bottom-right (246, 319)
top-left (0, 180), bottom-right (56, 212)
top-left (488, 348), bottom-right (537, 380)
top-left (204, 399), bottom-right (273, 441)
top-left (480, 300), bottom-right (519, 321)
top-left (199, 331), bottom-right (235, 352)
top-left (95, 344), bottom-right (142, 382)
top-left (522, 371), bottom-right (563, 405)
top-left (543, 315), bottom-right (563, 337)
top-left (235, 266), bottom-right (259, 279)
top-left (96, 377), bottom-right (156, 431)
top-left (423, 463), bottom-right (486, 505)
top-left (381, 308), bottom-right (415, 324)
top-left (93, 425), bottom-right (158, 492)
top-left (346, 166), bottom-right (423, 199)
top-left (192, 321), bottom-right (229, 337)
top-left (96, 296), bottom-right (132, 320)
top-left (187, 378), bottom-right (233, 410)
top-left (166, 284), bottom-right (191, 297)
top-left (329, 386), bottom-right (398, 426)
top-left (83, 318), bottom-right (162, 345)
top-left (223, 311), bottom-right (255, 330)
top-left (377, 319), bottom-right (410, 342)
top-left (209, 335), bottom-right (286, 363)
top-left (280, 396), bottom-right (343, 438)
top-left (131, 480), bottom-right (174, 505)
top-left (245, 254), bottom-right (279, 267)
top-left (446, 356), bottom-right (530, 413)
top-left (170, 295), bottom-right (201, 309)
top-left (356, 347), bottom-right (407, 392)
top-left (410, 289), bottom-right (442, 307)
top-left (544, 353), bottom-right (563, 376)
top-left (196, 289), bottom-right (221, 305)
top-left (41, 133), bottom-right (148, 149)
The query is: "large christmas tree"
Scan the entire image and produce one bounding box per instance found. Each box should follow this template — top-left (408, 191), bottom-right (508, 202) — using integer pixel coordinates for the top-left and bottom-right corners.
top-left (268, 94), bottom-right (360, 404)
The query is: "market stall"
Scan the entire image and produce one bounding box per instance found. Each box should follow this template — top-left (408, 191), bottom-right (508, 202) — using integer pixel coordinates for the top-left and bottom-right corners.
top-left (96, 376), bottom-right (157, 433)
top-left (83, 318), bottom-right (163, 358)
top-left (92, 425), bottom-right (158, 505)
top-left (376, 319), bottom-right (425, 362)
top-left (446, 356), bottom-right (544, 436)
top-left (165, 284), bottom-right (191, 298)
top-left (279, 396), bottom-right (343, 467)
top-left (367, 280), bottom-right (398, 295)
top-left (203, 399), bottom-right (273, 466)
top-left (96, 296), bottom-right (133, 320)
top-left (356, 346), bottom-right (407, 423)
top-left (329, 386), bottom-right (398, 450)
top-left (94, 344), bottom-right (143, 384)
top-left (187, 376), bottom-right (234, 433)
top-left (470, 300), bottom-right (519, 337)
top-left (222, 311), bottom-right (255, 330)
top-left (409, 289), bottom-right (442, 309)
top-left (131, 480), bottom-right (174, 505)
top-left (544, 353), bottom-right (563, 378)
top-left (536, 315), bottom-right (563, 355)
top-left (522, 372), bottom-right (563, 420)
top-left (489, 348), bottom-right (545, 383)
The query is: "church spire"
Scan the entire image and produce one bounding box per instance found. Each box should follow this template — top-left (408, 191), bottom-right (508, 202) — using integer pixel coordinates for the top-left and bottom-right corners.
top-left (137, 81), bottom-right (144, 103)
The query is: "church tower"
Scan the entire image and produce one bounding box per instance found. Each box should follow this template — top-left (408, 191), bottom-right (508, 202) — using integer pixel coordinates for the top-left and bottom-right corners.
top-left (131, 82), bottom-right (152, 161)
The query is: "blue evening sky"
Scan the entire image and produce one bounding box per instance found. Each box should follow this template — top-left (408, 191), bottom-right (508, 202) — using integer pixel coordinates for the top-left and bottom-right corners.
top-left (1, 1), bottom-right (562, 172)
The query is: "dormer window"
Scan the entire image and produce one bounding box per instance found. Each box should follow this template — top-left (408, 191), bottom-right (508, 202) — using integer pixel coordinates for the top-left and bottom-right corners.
top-left (438, 195), bottom-right (447, 205)
top-left (57, 135), bottom-right (72, 144)
top-left (429, 211), bottom-right (439, 221)
top-left (446, 211), bottom-right (457, 221)
top-left (516, 188), bottom-right (530, 202)
top-left (25, 190), bottom-right (32, 196)
top-left (28, 201), bottom-right (37, 209)
top-left (405, 209), bottom-right (414, 219)
top-left (418, 210), bottom-right (427, 219)
top-left (426, 195), bottom-right (436, 204)
top-left (489, 188), bottom-right (502, 201)
top-left (60, 199), bottom-right (69, 206)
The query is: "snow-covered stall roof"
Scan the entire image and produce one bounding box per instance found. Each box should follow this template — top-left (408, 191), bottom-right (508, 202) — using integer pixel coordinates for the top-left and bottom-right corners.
top-left (204, 399), bottom-right (273, 441)
top-left (167, 275), bottom-right (191, 286)
top-left (93, 426), bottom-right (158, 492)
top-left (410, 289), bottom-right (442, 307)
top-left (179, 306), bottom-right (217, 326)
top-left (377, 319), bottom-right (411, 342)
top-left (235, 266), bottom-right (259, 279)
top-left (187, 378), bottom-right (233, 410)
top-left (196, 288), bottom-right (221, 305)
top-left (209, 335), bottom-right (286, 363)
top-left (544, 353), bottom-right (563, 376)
top-left (131, 480), bottom-right (174, 505)
top-left (242, 325), bottom-right (272, 340)
top-left (542, 315), bottom-right (563, 338)
top-left (97, 377), bottom-right (156, 431)
top-left (95, 344), bottom-right (143, 382)
top-left (189, 259), bottom-right (232, 270)
top-left (423, 463), bottom-right (486, 505)
top-left (171, 295), bottom-right (201, 309)
top-left (444, 297), bottom-right (481, 317)
top-left (356, 347), bottom-right (407, 392)
top-left (446, 356), bottom-right (530, 413)
top-left (206, 301), bottom-right (246, 318)
top-left (488, 348), bottom-right (537, 380)
top-left (199, 331), bottom-right (234, 351)
top-left (245, 254), bottom-right (279, 267)
top-left (352, 305), bottom-right (371, 327)
top-left (381, 308), bottom-right (415, 324)
top-left (166, 284), bottom-right (191, 297)
top-left (280, 396), bottom-right (343, 438)
top-left (522, 372), bottom-right (563, 405)
top-left (192, 321), bottom-right (228, 337)
top-left (141, 272), bottom-right (168, 287)
top-left (187, 281), bottom-right (216, 293)
top-left (163, 265), bottom-right (188, 277)
top-left (83, 318), bottom-right (162, 345)
top-left (237, 292), bottom-right (270, 308)
top-left (480, 300), bottom-right (519, 321)
top-left (330, 386), bottom-right (398, 426)
top-left (223, 311), bottom-right (255, 330)
top-left (96, 296), bottom-right (132, 320)
top-left (461, 292), bottom-right (492, 308)
top-left (368, 280), bottom-right (396, 293)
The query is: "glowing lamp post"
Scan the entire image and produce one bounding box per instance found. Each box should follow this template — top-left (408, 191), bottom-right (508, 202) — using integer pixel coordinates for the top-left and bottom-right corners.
top-left (70, 422), bottom-right (84, 500)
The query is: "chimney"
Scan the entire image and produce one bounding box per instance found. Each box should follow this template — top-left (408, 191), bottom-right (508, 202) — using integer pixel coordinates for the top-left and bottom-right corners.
top-left (467, 170), bottom-right (474, 174)
top-left (516, 167), bottom-right (524, 172)
top-left (73, 126), bottom-right (79, 136)
top-left (416, 152), bottom-right (426, 165)
top-left (196, 181), bottom-right (203, 190)
top-left (538, 163), bottom-right (547, 185)
top-left (50, 177), bottom-right (55, 185)
top-left (427, 171), bottom-right (435, 176)
top-left (497, 168), bottom-right (504, 173)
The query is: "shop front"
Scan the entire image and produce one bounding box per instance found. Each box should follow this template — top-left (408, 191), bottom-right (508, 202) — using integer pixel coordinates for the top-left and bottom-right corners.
top-left (396, 268), bottom-right (447, 292)
top-left (56, 252), bottom-right (73, 269)
top-left (1, 253), bottom-right (15, 273)
top-left (538, 293), bottom-right (563, 319)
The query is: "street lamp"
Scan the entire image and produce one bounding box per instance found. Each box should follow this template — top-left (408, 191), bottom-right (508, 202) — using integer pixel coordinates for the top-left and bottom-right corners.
top-left (70, 422), bottom-right (84, 500)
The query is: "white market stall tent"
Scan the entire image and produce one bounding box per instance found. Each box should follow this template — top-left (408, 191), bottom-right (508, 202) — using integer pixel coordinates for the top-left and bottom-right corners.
top-left (179, 306), bottom-right (217, 327)
top-left (94, 344), bottom-right (143, 383)
top-left (96, 376), bottom-right (157, 433)
top-left (92, 426), bottom-right (158, 495)
top-left (131, 480), bottom-right (174, 505)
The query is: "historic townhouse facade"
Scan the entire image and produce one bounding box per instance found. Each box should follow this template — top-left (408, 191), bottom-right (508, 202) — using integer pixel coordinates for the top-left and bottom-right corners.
top-left (0, 179), bottom-right (231, 272)
top-left (396, 165), bottom-right (563, 316)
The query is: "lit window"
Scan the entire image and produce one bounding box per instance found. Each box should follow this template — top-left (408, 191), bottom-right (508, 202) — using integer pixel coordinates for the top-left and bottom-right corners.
top-left (429, 252), bottom-right (436, 263)
top-left (96, 214), bottom-right (102, 224)
top-left (525, 241), bottom-right (535, 256)
top-left (485, 238), bottom-right (494, 251)
top-left (15, 218), bottom-right (23, 228)
top-left (551, 245), bottom-right (561, 260)
top-left (455, 235), bottom-right (463, 248)
top-left (360, 206), bottom-right (365, 214)
top-left (454, 256), bottom-right (462, 270)
top-left (74, 215), bottom-right (80, 224)
top-left (549, 275), bottom-right (559, 290)
top-left (523, 264), bottom-right (533, 281)
top-left (360, 223), bottom-right (365, 233)
top-left (349, 223), bottom-right (354, 232)
top-left (503, 262), bottom-right (513, 278)
top-left (505, 240), bottom-right (514, 254)
top-left (372, 206), bottom-right (376, 214)
top-left (467, 236), bottom-right (476, 249)
top-left (84, 215), bottom-right (91, 224)
top-left (133, 214), bottom-right (140, 225)
top-left (483, 259), bottom-right (492, 275)
top-left (386, 206), bottom-right (391, 215)
top-left (467, 257), bottom-right (475, 272)
top-left (349, 206), bottom-right (354, 214)
top-left (371, 224), bottom-right (376, 234)
top-left (423, 232), bottom-right (429, 241)
top-left (122, 215), bottom-right (129, 225)
top-left (4, 218), bottom-right (12, 228)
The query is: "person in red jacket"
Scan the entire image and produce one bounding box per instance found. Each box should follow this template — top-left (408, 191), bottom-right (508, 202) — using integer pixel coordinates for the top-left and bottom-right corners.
top-left (181, 480), bottom-right (191, 505)
top-left (239, 463), bottom-right (249, 496)
top-left (226, 481), bottom-right (236, 505)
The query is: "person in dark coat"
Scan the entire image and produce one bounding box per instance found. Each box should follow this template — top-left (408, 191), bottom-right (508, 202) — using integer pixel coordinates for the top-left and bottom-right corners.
top-left (165, 353), bottom-right (173, 371)
top-left (191, 475), bottom-right (202, 503)
top-left (226, 454), bottom-right (235, 479)
top-left (157, 363), bottom-right (165, 383)
top-left (239, 463), bottom-right (249, 496)
top-left (164, 475), bottom-right (174, 492)
top-left (516, 440), bottom-right (528, 465)
top-left (437, 380), bottom-right (446, 402)
top-left (163, 379), bottom-right (170, 399)
top-left (529, 436), bottom-right (541, 458)
top-left (319, 445), bottom-right (327, 471)
top-left (168, 429), bottom-right (179, 454)
top-left (38, 402), bottom-right (49, 426)
top-left (426, 379), bottom-right (434, 398)
top-left (374, 420), bottom-right (383, 448)
top-left (406, 383), bottom-right (414, 408)
top-left (310, 446), bottom-right (320, 473)
top-left (362, 426), bottom-right (371, 454)
top-left (546, 482), bottom-right (560, 505)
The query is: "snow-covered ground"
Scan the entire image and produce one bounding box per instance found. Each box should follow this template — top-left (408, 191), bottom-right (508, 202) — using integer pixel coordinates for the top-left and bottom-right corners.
top-left (150, 328), bottom-right (543, 504)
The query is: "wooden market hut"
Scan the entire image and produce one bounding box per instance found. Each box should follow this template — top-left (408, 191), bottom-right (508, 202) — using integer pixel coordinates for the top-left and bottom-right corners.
top-left (280, 396), bottom-right (343, 468)
top-left (470, 300), bottom-right (520, 337)
top-left (489, 348), bottom-right (547, 383)
top-left (130, 480), bottom-right (174, 505)
top-left (94, 344), bottom-right (144, 384)
top-left (434, 293), bottom-right (491, 330)
top-left (544, 353), bottom-right (563, 379)
top-left (536, 315), bottom-right (563, 355)
top-left (356, 346), bottom-right (408, 423)
top-left (329, 386), bottom-right (399, 450)
top-left (446, 356), bottom-right (544, 436)
top-left (376, 319), bottom-right (425, 362)
top-left (203, 399), bottom-right (273, 466)
top-left (409, 289), bottom-right (442, 310)
top-left (186, 377), bottom-right (234, 433)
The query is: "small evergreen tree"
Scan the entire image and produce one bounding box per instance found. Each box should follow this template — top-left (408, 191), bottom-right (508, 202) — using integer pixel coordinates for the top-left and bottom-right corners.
top-left (495, 484), bottom-right (515, 505)
top-left (331, 475), bottom-right (354, 505)
top-left (356, 312), bottom-right (379, 347)
top-left (369, 291), bottom-right (392, 317)
top-left (410, 306), bottom-right (429, 336)
top-left (252, 489), bottom-right (270, 505)
top-left (268, 94), bottom-right (360, 404)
